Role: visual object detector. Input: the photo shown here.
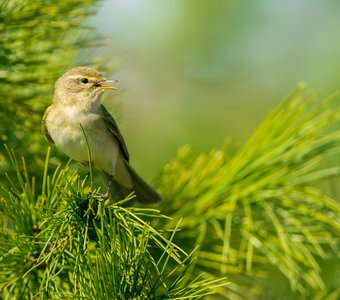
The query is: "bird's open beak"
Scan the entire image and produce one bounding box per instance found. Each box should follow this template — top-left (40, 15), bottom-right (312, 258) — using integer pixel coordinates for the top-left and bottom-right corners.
top-left (97, 79), bottom-right (118, 91)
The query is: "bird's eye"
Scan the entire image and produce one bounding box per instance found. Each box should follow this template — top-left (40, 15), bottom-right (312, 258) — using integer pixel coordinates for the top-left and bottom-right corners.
top-left (81, 78), bottom-right (89, 84)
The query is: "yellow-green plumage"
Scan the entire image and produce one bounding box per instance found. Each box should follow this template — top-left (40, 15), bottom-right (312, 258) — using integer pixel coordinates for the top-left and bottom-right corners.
top-left (42, 67), bottom-right (161, 203)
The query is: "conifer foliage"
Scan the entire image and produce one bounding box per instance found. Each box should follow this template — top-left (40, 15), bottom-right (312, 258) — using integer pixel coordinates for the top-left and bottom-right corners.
top-left (1, 1), bottom-right (340, 299)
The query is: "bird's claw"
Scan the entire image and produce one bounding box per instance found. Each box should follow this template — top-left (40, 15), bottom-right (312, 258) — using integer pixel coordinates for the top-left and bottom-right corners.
top-left (100, 192), bottom-right (109, 200)
top-left (86, 190), bottom-right (109, 201)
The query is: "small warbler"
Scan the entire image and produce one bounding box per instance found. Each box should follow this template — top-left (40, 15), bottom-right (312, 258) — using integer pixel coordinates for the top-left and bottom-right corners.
top-left (42, 67), bottom-right (161, 203)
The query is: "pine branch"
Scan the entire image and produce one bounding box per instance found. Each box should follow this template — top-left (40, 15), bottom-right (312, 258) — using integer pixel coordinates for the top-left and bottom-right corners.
top-left (0, 148), bottom-right (227, 299)
top-left (157, 85), bottom-right (340, 298)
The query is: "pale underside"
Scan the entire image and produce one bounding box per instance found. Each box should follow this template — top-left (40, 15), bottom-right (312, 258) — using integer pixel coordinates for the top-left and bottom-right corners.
top-left (45, 103), bottom-right (132, 189)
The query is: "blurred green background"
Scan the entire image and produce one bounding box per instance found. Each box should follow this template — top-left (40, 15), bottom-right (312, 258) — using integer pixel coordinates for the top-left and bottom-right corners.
top-left (1, 1), bottom-right (339, 299)
top-left (82, 0), bottom-right (340, 180)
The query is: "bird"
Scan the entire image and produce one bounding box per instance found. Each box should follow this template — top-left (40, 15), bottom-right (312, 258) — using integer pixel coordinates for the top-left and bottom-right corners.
top-left (42, 66), bottom-right (161, 204)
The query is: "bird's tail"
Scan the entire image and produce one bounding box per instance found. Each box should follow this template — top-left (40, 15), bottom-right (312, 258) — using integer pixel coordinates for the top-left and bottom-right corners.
top-left (103, 162), bottom-right (161, 204)
top-left (124, 161), bottom-right (162, 204)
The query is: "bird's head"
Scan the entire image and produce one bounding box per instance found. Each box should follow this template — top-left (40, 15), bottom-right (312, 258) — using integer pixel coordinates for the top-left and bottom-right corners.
top-left (53, 67), bottom-right (118, 107)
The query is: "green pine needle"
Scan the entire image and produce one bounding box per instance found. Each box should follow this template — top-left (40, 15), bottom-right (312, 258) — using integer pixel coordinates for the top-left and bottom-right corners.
top-left (0, 149), bottom-right (227, 299)
top-left (157, 86), bottom-right (340, 297)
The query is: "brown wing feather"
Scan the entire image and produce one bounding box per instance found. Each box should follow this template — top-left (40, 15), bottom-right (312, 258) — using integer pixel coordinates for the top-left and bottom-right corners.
top-left (41, 106), bottom-right (55, 145)
top-left (101, 105), bottom-right (130, 161)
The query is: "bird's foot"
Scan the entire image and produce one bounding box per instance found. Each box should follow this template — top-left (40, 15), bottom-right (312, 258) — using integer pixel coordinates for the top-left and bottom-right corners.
top-left (100, 192), bottom-right (109, 201)
top-left (86, 190), bottom-right (109, 201)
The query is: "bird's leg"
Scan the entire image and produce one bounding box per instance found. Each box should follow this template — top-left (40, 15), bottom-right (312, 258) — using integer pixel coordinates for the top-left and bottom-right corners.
top-left (100, 175), bottom-right (113, 200)
top-left (107, 174), bottom-right (113, 194)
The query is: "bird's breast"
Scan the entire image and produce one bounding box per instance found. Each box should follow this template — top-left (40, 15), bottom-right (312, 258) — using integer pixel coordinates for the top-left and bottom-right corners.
top-left (46, 105), bottom-right (119, 173)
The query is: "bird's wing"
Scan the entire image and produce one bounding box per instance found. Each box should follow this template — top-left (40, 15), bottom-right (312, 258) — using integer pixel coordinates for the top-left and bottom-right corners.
top-left (101, 105), bottom-right (130, 161)
top-left (41, 106), bottom-right (55, 145)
